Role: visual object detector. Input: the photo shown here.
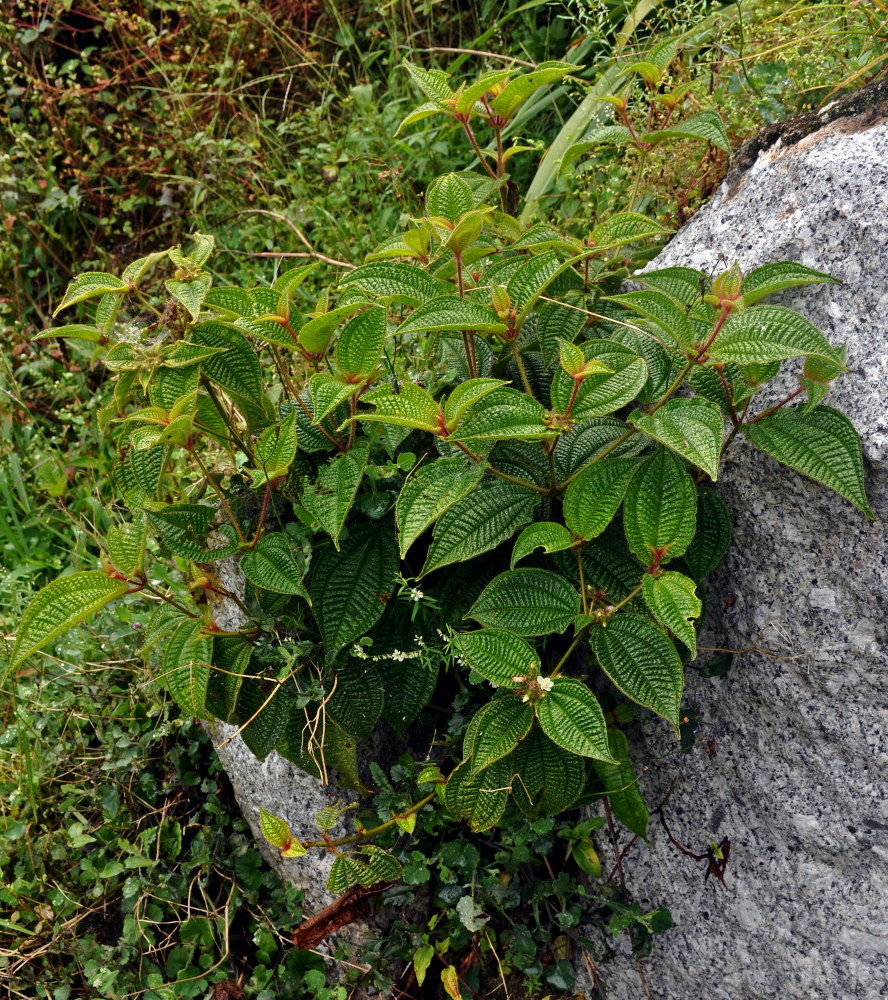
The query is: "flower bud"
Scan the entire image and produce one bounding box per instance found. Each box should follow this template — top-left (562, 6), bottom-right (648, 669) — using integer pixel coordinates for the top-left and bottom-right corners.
top-left (711, 260), bottom-right (743, 306)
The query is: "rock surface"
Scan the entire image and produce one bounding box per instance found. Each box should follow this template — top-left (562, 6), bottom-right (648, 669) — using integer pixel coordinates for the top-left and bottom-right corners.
top-left (595, 93), bottom-right (888, 998)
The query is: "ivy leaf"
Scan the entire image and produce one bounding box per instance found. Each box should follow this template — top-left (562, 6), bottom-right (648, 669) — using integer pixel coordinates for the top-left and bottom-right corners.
top-left (449, 386), bottom-right (556, 444)
top-left (445, 756), bottom-right (511, 832)
top-left (163, 619), bottom-right (212, 718)
top-left (451, 628), bottom-right (540, 688)
top-left (623, 449), bottom-right (697, 564)
top-left (710, 305), bottom-right (844, 366)
top-left (310, 524), bottom-right (398, 663)
top-left (742, 406), bottom-right (874, 518)
top-left (301, 442), bottom-right (370, 548)
top-left (592, 728), bottom-right (650, 839)
top-left (396, 296), bottom-right (508, 337)
top-left (592, 615), bottom-right (684, 728)
top-left (511, 728), bottom-right (586, 816)
top-left (684, 487), bottom-right (732, 580)
top-left (189, 321), bottom-right (263, 407)
top-left (358, 383), bottom-right (442, 433)
top-left (467, 698), bottom-right (534, 775)
top-left (490, 61), bottom-right (576, 118)
top-left (629, 398), bottom-right (724, 481)
top-left (537, 677), bottom-right (614, 761)
top-left (606, 289), bottom-right (695, 349)
top-left (642, 571), bottom-right (701, 656)
top-left (339, 262), bottom-right (449, 305)
top-left (511, 522), bottom-right (574, 568)
top-left (421, 480), bottom-right (537, 576)
top-left (53, 272), bottom-right (127, 315)
top-left (550, 341), bottom-right (648, 419)
top-left (10, 572), bottom-right (130, 673)
top-left (468, 568), bottom-right (581, 636)
top-left (241, 533), bottom-right (311, 601)
top-left (166, 273), bottom-right (212, 322)
top-left (396, 458), bottom-right (485, 558)
top-left (563, 456), bottom-right (640, 541)
top-left (590, 212), bottom-right (671, 251)
top-left (336, 305), bottom-right (387, 381)
top-left (741, 261), bottom-right (838, 307)
top-left (640, 110), bottom-right (730, 151)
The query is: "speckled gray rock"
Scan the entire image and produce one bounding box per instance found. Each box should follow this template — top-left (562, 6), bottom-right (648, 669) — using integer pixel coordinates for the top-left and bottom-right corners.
top-left (593, 102), bottom-right (888, 997)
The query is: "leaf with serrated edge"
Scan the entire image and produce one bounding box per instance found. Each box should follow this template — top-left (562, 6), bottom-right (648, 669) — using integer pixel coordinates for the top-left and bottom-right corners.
top-left (397, 458), bottom-right (485, 557)
top-left (241, 533), bottom-right (311, 600)
top-left (592, 614), bottom-right (683, 727)
top-left (339, 262), bottom-right (448, 305)
top-left (189, 321), bottom-right (263, 406)
top-left (396, 296), bottom-right (508, 337)
top-left (641, 110), bottom-right (730, 151)
top-left (451, 628), bottom-right (540, 688)
top-left (54, 272), bottom-right (127, 315)
top-left (563, 456), bottom-right (640, 540)
top-left (642, 571), bottom-right (701, 656)
top-left (624, 449), bottom-right (697, 564)
top-left (164, 619), bottom-right (212, 718)
top-left (741, 261), bottom-right (838, 307)
top-left (511, 522), bottom-right (573, 568)
top-left (590, 212), bottom-right (671, 250)
top-left (469, 568), bottom-right (581, 636)
top-left (443, 378), bottom-right (506, 431)
top-left (449, 386), bottom-right (555, 444)
top-left (607, 289), bottom-right (694, 349)
top-left (537, 677), bottom-right (614, 761)
top-left (684, 487), bottom-right (732, 580)
top-left (358, 383), bottom-right (441, 433)
top-left (592, 728), bottom-right (650, 839)
top-left (445, 756), bottom-right (511, 832)
top-left (630, 398), bottom-right (724, 481)
top-left (551, 341), bottom-right (648, 419)
top-left (426, 173), bottom-right (473, 223)
top-left (490, 61), bottom-right (576, 118)
top-left (301, 443), bottom-right (369, 548)
top-left (742, 405), bottom-right (873, 518)
top-left (468, 698), bottom-right (533, 775)
top-left (710, 305), bottom-right (843, 367)
top-left (336, 305), bottom-right (387, 381)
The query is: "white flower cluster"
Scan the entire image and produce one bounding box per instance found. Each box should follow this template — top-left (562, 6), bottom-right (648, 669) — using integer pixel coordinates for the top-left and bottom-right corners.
top-left (351, 644), bottom-right (423, 663)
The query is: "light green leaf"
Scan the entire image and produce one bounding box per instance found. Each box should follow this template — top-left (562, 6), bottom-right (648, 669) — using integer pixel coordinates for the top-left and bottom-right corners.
top-left (741, 261), bottom-right (838, 307)
top-left (560, 126), bottom-right (635, 172)
top-left (742, 405), bottom-right (873, 518)
top-left (537, 677), bottom-right (613, 761)
top-left (590, 212), bottom-right (671, 251)
top-left (298, 302), bottom-right (368, 356)
top-left (395, 99), bottom-right (446, 136)
top-left (563, 456), bottom-right (640, 541)
top-left (310, 524), bottom-right (398, 663)
top-left (710, 305), bottom-right (843, 366)
top-left (642, 571), bottom-right (701, 656)
top-left (35, 323), bottom-right (103, 343)
top-left (449, 386), bottom-right (556, 444)
top-left (511, 223), bottom-right (583, 254)
top-left (629, 398), bottom-right (724, 481)
top-left (165, 273), bottom-right (212, 322)
top-left (444, 756), bottom-right (511, 832)
top-left (163, 619), bottom-right (212, 718)
top-left (122, 250), bottom-right (169, 287)
top-left (396, 296), bottom-right (508, 337)
top-left (451, 628), bottom-right (540, 688)
top-left (205, 286), bottom-right (254, 317)
top-left (247, 410), bottom-right (298, 485)
top-left (403, 60), bottom-right (454, 105)
top-left (684, 486), bottom-right (732, 580)
top-left (606, 289), bottom-right (695, 349)
top-left (358, 382), bottom-right (442, 433)
top-left (308, 372), bottom-right (362, 427)
top-left (10, 572), bottom-right (130, 673)
top-left (623, 449), bottom-right (697, 564)
top-left (301, 442), bottom-right (369, 548)
top-left (188, 321), bottom-right (263, 406)
top-left (507, 250), bottom-right (587, 326)
top-left (396, 458), bottom-right (485, 557)
top-left (550, 341), bottom-right (648, 419)
top-left (467, 697), bottom-right (533, 775)
top-left (421, 480), bottom-right (537, 576)
top-left (490, 61), bottom-right (576, 118)
top-left (241, 533), bottom-right (311, 600)
top-left (445, 210), bottom-right (486, 255)
top-left (641, 110), bottom-right (730, 151)
top-left (511, 522), bottom-right (574, 568)
top-left (634, 266), bottom-right (708, 306)
top-left (258, 806), bottom-right (305, 856)
top-left (592, 728), bottom-right (649, 839)
top-left (339, 262), bottom-right (448, 305)
top-left (443, 378), bottom-right (506, 431)
top-left (469, 568), bottom-right (581, 636)
top-left (273, 262), bottom-right (319, 318)
top-left (107, 513), bottom-right (147, 579)
top-left (54, 272), bottom-right (127, 315)
top-left (592, 614), bottom-right (684, 728)
top-left (414, 945), bottom-right (435, 988)
top-left (426, 173), bottom-right (474, 223)
top-left (336, 305), bottom-right (387, 381)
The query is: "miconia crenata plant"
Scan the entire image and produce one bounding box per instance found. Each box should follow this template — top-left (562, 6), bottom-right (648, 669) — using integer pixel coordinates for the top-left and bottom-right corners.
top-left (13, 55), bottom-right (872, 900)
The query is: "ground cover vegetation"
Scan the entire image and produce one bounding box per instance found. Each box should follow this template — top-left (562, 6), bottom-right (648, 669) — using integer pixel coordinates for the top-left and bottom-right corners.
top-left (1, 1), bottom-right (884, 997)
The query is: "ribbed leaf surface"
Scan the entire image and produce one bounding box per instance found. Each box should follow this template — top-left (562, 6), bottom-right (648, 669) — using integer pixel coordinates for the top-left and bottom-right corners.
top-left (241, 533), bottom-right (311, 600)
top-left (359, 383), bottom-right (441, 433)
top-left (563, 456), bottom-right (640, 540)
top-left (550, 340), bottom-right (647, 419)
top-left (634, 266), bottom-right (707, 306)
top-left (536, 677), bottom-right (612, 761)
top-left (443, 378), bottom-right (506, 430)
top-left (54, 272), bottom-right (126, 314)
top-left (711, 305), bottom-right (843, 366)
top-left (336, 305), bottom-right (387, 380)
top-left (642, 571), bottom-right (701, 656)
top-left (396, 296), bottom-right (508, 336)
top-left (490, 61), bottom-right (575, 118)
top-left (107, 513), bottom-right (147, 579)
top-left (396, 458), bottom-right (484, 557)
top-left (148, 504), bottom-right (240, 562)
top-left (449, 386), bottom-right (555, 443)
top-left (469, 568), bottom-right (581, 636)
top-left (510, 522), bottom-right (573, 568)
top-left (339, 262), bottom-right (448, 305)
top-left (451, 628), bottom-right (540, 688)
top-left (592, 728), bottom-right (650, 839)
top-left (327, 660), bottom-right (384, 739)
top-left (630, 397), bottom-right (724, 480)
top-left (607, 289), bottom-right (694, 348)
top-left (742, 405), bottom-right (873, 517)
top-left (445, 756), bottom-right (511, 832)
top-left (623, 449), bottom-right (696, 564)
top-left (301, 442), bottom-right (369, 548)
top-left (554, 417), bottom-right (642, 480)
top-left (164, 619), bottom-right (212, 718)
top-left (641, 110), bottom-right (730, 151)
top-left (426, 173), bottom-right (474, 222)
top-left (511, 728), bottom-right (586, 816)
top-left (590, 212), bottom-right (671, 250)
top-left (467, 697), bottom-right (533, 775)
top-left (684, 487), bottom-right (732, 580)
top-left (189, 321), bottom-right (263, 405)
top-left (741, 261), bottom-right (837, 307)
top-left (592, 614), bottom-right (683, 727)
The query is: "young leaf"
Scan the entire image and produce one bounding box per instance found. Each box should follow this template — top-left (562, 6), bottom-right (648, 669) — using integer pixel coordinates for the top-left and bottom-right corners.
top-left (629, 398), bottom-right (725, 481)
top-left (310, 524), bottom-right (398, 663)
top-left (741, 261), bottom-right (838, 307)
top-left (592, 728), bottom-right (650, 839)
top-left (107, 514), bottom-right (148, 579)
top-left (396, 458), bottom-right (485, 557)
top-left (421, 480), bottom-right (537, 576)
top-left (511, 522), bottom-right (574, 568)
top-left (709, 305), bottom-right (844, 366)
top-left (590, 213), bottom-right (671, 251)
top-left (308, 372), bottom-right (362, 427)
top-left (301, 442), bottom-right (370, 548)
top-left (742, 405), bottom-right (874, 518)
top-left (247, 410), bottom-right (298, 485)
top-left (35, 323), bottom-right (103, 344)
top-left (163, 619), bottom-right (212, 718)
top-left (336, 305), bottom-right (387, 381)
top-left (274, 262), bottom-right (319, 317)
top-left (640, 110), bottom-right (730, 151)
top-left (550, 341), bottom-right (648, 419)
top-left (592, 614), bottom-right (684, 728)
top-left (396, 296), bottom-right (508, 337)
top-left (623, 449), bottom-right (697, 564)
top-left (339, 262), bottom-right (448, 305)
top-left (443, 378), bottom-right (506, 431)
top-left (10, 572), bottom-right (130, 673)
top-left (445, 756), bottom-right (511, 832)
top-left (563, 456), bottom-right (640, 540)
top-left (642, 571), bottom-right (702, 656)
top-left (468, 568), bottom-right (581, 636)
top-left (490, 61), bottom-right (576, 118)
top-left (258, 806), bottom-right (307, 857)
top-left (467, 697), bottom-right (534, 775)
top-left (166, 273), bottom-right (212, 322)
top-left (426, 173), bottom-right (474, 224)
top-left (684, 487), bottom-right (732, 580)
top-left (453, 68), bottom-right (514, 116)
top-left (537, 677), bottom-right (613, 761)
top-left (241, 533), bottom-right (311, 601)
top-left (298, 302), bottom-right (368, 356)
top-left (358, 383), bottom-right (442, 433)
top-left (403, 61), bottom-right (454, 105)
top-left (451, 628), bottom-right (540, 688)
top-left (53, 272), bottom-right (127, 314)
top-left (507, 250), bottom-right (588, 326)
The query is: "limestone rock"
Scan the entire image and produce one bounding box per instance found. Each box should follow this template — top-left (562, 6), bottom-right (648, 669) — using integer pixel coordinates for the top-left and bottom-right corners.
top-left (595, 91), bottom-right (888, 998)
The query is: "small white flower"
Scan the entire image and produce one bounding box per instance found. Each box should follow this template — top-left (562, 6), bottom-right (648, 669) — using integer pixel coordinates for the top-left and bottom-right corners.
top-left (392, 649), bottom-right (405, 662)
top-left (409, 587), bottom-right (424, 602)
top-left (538, 676), bottom-right (554, 692)
top-left (522, 694), bottom-right (530, 703)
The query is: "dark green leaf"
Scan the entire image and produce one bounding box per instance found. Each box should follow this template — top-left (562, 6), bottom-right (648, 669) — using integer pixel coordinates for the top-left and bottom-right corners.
top-left (468, 568), bottom-right (581, 636)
